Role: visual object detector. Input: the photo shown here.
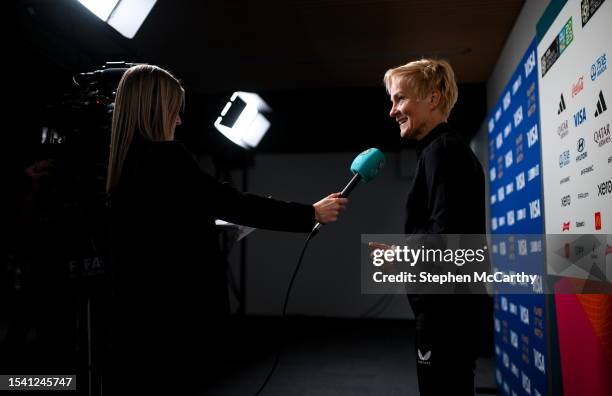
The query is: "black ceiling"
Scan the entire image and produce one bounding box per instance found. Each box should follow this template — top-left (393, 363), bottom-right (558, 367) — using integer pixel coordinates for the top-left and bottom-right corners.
top-left (11, 0), bottom-right (524, 155)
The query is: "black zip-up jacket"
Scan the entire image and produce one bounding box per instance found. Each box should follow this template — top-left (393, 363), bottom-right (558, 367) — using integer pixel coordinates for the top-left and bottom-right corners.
top-left (110, 138), bottom-right (315, 314)
top-left (405, 122), bottom-right (486, 236)
top-left (404, 122), bottom-right (488, 317)
top-left (107, 137), bottom-right (315, 389)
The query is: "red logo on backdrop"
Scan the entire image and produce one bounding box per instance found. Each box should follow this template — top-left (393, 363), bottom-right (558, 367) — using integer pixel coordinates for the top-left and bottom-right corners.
top-left (572, 76), bottom-right (584, 97)
top-left (594, 212), bottom-right (602, 230)
top-left (563, 222), bottom-right (571, 231)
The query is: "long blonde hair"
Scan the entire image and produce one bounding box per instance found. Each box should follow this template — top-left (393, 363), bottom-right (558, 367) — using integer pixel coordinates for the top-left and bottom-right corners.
top-left (384, 58), bottom-right (458, 118)
top-left (106, 64), bottom-right (185, 193)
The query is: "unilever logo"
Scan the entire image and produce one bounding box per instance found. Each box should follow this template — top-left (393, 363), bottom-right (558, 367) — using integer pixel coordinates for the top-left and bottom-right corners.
top-left (591, 53), bottom-right (607, 81)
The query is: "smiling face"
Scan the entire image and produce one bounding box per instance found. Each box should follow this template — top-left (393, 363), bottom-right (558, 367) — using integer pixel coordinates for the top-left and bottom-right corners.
top-left (390, 77), bottom-right (441, 141)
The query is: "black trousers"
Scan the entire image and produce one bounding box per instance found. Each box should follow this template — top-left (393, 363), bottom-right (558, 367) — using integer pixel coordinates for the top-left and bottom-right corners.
top-left (412, 295), bottom-right (488, 396)
top-left (415, 314), bottom-right (477, 395)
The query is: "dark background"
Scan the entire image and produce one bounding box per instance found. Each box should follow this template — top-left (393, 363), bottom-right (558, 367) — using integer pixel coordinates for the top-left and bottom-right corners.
top-left (4, 0), bottom-right (524, 394)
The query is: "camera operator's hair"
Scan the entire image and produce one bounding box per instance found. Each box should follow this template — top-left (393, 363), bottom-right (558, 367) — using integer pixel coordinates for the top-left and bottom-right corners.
top-left (383, 58), bottom-right (458, 118)
top-left (107, 64), bottom-right (185, 193)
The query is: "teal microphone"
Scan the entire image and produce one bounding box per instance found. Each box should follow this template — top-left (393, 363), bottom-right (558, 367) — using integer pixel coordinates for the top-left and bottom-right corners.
top-left (311, 148), bottom-right (385, 236)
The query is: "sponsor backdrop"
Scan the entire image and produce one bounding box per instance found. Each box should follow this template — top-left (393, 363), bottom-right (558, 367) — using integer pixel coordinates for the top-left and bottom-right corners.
top-left (538, 0), bottom-right (611, 236)
top-left (537, 0), bottom-right (612, 395)
top-left (487, 38), bottom-right (548, 396)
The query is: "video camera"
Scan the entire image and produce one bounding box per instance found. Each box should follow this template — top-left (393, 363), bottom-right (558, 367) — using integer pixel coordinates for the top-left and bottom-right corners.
top-left (34, 62), bottom-right (139, 280)
top-left (41, 61), bottom-right (138, 142)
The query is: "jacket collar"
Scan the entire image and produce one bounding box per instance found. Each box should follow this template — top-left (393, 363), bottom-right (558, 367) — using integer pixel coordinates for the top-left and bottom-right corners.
top-left (415, 122), bottom-right (450, 154)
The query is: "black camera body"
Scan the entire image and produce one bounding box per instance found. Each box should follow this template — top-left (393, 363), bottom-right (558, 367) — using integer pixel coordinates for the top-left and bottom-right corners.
top-left (34, 62), bottom-right (138, 282)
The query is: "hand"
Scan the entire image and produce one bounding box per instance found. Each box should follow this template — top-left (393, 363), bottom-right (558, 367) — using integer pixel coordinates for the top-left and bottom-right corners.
top-left (313, 192), bottom-right (348, 224)
top-left (25, 159), bottom-right (53, 178)
top-left (24, 160), bottom-right (53, 193)
top-left (368, 242), bottom-right (394, 252)
top-left (368, 242), bottom-right (397, 273)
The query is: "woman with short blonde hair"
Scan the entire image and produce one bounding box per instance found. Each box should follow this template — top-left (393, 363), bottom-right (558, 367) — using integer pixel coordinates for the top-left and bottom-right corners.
top-left (384, 58), bottom-right (458, 119)
top-left (381, 58), bottom-right (490, 395)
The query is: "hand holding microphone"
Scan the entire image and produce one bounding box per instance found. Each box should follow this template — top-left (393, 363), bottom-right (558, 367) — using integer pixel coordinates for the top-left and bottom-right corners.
top-left (311, 148), bottom-right (385, 236)
top-left (313, 192), bottom-right (348, 224)
top-left (255, 148), bottom-right (385, 396)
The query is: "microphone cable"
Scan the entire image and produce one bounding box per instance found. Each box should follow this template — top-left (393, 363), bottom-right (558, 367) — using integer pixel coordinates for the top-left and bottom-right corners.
top-left (254, 228), bottom-right (317, 396)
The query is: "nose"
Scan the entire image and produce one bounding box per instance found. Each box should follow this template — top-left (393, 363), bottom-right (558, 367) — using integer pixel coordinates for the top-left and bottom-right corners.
top-left (176, 115), bottom-right (182, 125)
top-left (389, 104), bottom-right (398, 118)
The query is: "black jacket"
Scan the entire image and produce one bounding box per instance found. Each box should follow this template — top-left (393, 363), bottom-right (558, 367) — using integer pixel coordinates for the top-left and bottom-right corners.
top-left (404, 122), bottom-right (489, 318)
top-left (108, 138), bottom-right (314, 382)
top-left (405, 122), bottom-right (486, 235)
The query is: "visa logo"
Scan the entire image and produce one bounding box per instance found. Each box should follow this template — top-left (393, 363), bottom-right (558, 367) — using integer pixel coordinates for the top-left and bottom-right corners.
top-left (527, 124), bottom-right (538, 148)
top-left (574, 107), bottom-right (587, 127)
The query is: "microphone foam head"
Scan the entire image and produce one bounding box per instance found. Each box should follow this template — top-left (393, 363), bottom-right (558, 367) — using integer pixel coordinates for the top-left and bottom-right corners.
top-left (350, 148), bottom-right (385, 182)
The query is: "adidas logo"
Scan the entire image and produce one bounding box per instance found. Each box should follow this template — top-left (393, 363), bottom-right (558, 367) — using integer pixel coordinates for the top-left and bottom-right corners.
top-left (558, 94), bottom-right (566, 114)
top-left (595, 90), bottom-right (608, 117)
top-left (417, 349), bottom-right (432, 364)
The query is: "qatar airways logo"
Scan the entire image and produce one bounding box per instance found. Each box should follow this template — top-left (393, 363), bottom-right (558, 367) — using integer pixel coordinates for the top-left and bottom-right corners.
top-left (557, 119), bottom-right (569, 139)
top-left (572, 75), bottom-right (584, 97)
top-left (594, 123), bottom-right (610, 147)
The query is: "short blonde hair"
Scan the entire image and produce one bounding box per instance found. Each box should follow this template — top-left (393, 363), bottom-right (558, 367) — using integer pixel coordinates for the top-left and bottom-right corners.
top-left (107, 64), bottom-right (185, 193)
top-left (384, 59), bottom-right (458, 118)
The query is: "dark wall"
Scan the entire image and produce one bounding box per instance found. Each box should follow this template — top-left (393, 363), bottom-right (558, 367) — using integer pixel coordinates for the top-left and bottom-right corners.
top-left (180, 83), bottom-right (486, 157)
top-left (11, 1), bottom-right (486, 161)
